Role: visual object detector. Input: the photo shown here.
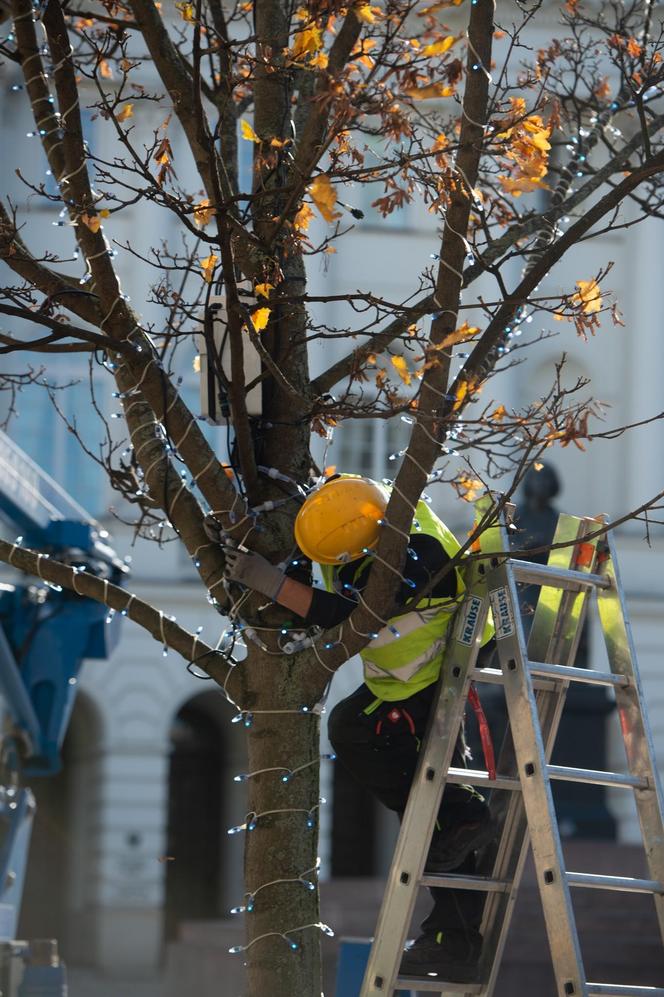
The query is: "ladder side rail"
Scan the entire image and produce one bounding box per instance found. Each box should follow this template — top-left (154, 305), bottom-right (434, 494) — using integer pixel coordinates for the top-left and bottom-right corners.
top-left (526, 517), bottom-right (600, 668)
top-left (491, 558), bottom-right (589, 997)
top-left (359, 593), bottom-right (491, 997)
top-left (476, 516), bottom-right (599, 997)
top-left (595, 534), bottom-right (664, 944)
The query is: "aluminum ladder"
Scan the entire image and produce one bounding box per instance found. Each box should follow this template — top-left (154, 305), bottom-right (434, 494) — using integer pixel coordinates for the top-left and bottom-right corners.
top-left (360, 503), bottom-right (664, 997)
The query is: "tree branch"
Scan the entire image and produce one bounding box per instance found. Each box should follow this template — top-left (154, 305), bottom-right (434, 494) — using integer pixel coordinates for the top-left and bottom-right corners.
top-left (0, 537), bottom-right (231, 685)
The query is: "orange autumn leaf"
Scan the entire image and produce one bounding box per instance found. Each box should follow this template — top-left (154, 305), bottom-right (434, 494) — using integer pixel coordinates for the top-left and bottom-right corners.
top-left (249, 307), bottom-right (271, 332)
top-left (354, 3), bottom-right (381, 23)
top-left (404, 82), bottom-right (454, 100)
top-left (153, 137), bottom-right (175, 186)
top-left (116, 103), bottom-right (134, 122)
top-left (497, 98), bottom-right (552, 196)
top-left (421, 36), bottom-right (455, 57)
top-left (309, 51), bottom-right (329, 69)
top-left (289, 22), bottom-right (324, 62)
top-left (451, 377), bottom-right (477, 412)
top-left (455, 474), bottom-right (483, 502)
top-left (498, 174), bottom-right (550, 196)
top-left (240, 119), bottom-right (261, 143)
top-left (418, 0), bottom-right (464, 14)
top-left (255, 282), bottom-right (274, 298)
top-left (391, 355), bottom-right (412, 385)
top-left (572, 279), bottom-right (602, 314)
top-left (193, 198), bottom-right (215, 228)
top-left (80, 213), bottom-right (101, 233)
top-left (98, 59), bottom-right (113, 79)
top-left (439, 321), bottom-right (480, 349)
top-left (294, 202), bottom-right (315, 232)
top-left (626, 36), bottom-right (642, 58)
top-left (200, 253), bottom-right (218, 283)
top-left (490, 404), bottom-right (507, 422)
top-left (594, 77), bottom-right (611, 101)
top-left (175, 1), bottom-right (196, 21)
top-left (308, 174), bottom-right (341, 223)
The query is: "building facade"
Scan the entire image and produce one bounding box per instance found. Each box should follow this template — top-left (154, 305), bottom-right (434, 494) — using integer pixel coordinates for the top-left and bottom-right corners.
top-left (0, 2), bottom-right (663, 978)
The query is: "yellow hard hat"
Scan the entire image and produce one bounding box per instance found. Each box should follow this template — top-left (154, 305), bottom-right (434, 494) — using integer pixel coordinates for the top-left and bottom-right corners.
top-left (294, 477), bottom-right (388, 565)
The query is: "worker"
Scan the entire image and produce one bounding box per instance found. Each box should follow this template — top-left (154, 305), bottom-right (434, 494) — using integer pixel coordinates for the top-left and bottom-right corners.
top-left (220, 475), bottom-right (496, 982)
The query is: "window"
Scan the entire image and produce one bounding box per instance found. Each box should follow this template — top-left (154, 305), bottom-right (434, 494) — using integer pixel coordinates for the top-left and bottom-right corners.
top-left (332, 417), bottom-right (411, 481)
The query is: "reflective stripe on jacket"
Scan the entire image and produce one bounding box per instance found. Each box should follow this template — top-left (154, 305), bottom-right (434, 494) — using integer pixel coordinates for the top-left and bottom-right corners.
top-left (320, 498), bottom-right (490, 700)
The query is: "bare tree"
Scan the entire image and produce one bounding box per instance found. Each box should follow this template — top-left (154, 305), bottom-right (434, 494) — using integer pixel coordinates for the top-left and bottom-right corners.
top-left (2, 0), bottom-right (664, 992)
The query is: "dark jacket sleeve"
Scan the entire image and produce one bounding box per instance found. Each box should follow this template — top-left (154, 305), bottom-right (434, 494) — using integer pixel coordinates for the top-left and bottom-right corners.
top-left (303, 533), bottom-right (457, 630)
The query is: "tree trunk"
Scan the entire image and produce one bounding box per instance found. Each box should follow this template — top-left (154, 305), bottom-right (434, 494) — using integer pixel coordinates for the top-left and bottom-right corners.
top-left (243, 655), bottom-right (323, 996)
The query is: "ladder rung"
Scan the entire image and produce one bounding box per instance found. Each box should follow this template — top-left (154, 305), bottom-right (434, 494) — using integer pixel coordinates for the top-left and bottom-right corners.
top-left (471, 666), bottom-right (558, 693)
top-left (529, 661), bottom-right (630, 688)
top-left (510, 558), bottom-right (611, 590)
top-left (588, 986), bottom-right (664, 996)
top-left (420, 873), bottom-right (511, 892)
top-left (396, 977), bottom-right (482, 993)
top-left (567, 871), bottom-right (664, 894)
top-left (548, 764), bottom-right (649, 790)
top-left (447, 766), bottom-right (520, 791)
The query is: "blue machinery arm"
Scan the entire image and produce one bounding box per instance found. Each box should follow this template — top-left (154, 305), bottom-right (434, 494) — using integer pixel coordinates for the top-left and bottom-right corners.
top-left (0, 429), bottom-right (127, 974)
top-left (0, 428), bottom-right (127, 776)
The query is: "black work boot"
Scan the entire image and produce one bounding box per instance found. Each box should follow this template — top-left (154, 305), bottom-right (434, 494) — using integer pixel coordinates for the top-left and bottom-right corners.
top-left (399, 928), bottom-right (482, 982)
top-left (425, 804), bottom-right (497, 873)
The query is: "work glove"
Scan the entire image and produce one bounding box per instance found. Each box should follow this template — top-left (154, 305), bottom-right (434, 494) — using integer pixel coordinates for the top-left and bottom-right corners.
top-left (224, 547), bottom-right (286, 602)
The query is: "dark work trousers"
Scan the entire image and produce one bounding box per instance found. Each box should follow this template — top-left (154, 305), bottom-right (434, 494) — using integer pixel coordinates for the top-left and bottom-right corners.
top-left (328, 681), bottom-right (484, 934)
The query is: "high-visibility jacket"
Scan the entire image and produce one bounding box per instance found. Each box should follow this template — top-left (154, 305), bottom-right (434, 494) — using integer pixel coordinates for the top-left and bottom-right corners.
top-left (320, 498), bottom-right (493, 701)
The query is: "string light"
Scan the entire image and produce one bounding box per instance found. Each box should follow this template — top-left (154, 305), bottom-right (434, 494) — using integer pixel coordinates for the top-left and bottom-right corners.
top-left (228, 922), bottom-right (334, 955)
top-left (227, 800), bottom-right (325, 837)
top-left (233, 755), bottom-right (335, 785)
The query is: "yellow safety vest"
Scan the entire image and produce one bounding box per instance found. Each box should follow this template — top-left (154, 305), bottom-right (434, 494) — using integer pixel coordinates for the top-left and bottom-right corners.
top-left (320, 498), bottom-right (492, 701)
